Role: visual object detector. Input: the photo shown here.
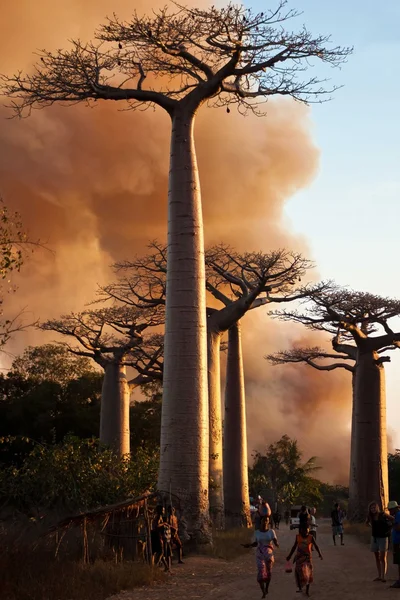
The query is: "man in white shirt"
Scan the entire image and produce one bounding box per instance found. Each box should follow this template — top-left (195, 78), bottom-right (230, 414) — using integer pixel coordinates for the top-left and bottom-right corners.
top-left (309, 507), bottom-right (318, 540)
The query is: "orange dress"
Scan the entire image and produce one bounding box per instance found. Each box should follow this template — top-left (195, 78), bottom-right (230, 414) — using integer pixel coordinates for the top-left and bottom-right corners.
top-left (294, 533), bottom-right (314, 587)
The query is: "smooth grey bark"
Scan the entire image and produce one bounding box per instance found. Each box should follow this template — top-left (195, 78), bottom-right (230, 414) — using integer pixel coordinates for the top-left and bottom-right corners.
top-left (207, 298), bottom-right (261, 528)
top-left (207, 327), bottom-right (224, 528)
top-left (158, 109), bottom-right (210, 540)
top-left (223, 321), bottom-right (251, 528)
top-left (100, 361), bottom-right (130, 457)
top-left (348, 350), bottom-right (388, 521)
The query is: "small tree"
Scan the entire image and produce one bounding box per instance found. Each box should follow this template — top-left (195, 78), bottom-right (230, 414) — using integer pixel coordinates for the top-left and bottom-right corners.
top-left (2, 3), bottom-right (351, 536)
top-left (268, 284), bottom-right (400, 520)
top-left (249, 435), bottom-right (320, 509)
top-left (41, 306), bottom-right (163, 457)
top-left (0, 199), bottom-right (41, 346)
top-left (11, 344), bottom-right (97, 386)
top-left (206, 245), bottom-right (313, 526)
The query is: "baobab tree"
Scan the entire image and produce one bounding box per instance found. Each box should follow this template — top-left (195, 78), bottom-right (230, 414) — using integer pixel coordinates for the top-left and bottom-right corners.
top-left (104, 242), bottom-right (314, 525)
top-left (206, 245), bottom-right (313, 527)
top-left (41, 305), bottom-right (163, 457)
top-left (1, 2), bottom-right (351, 536)
top-left (268, 285), bottom-right (400, 520)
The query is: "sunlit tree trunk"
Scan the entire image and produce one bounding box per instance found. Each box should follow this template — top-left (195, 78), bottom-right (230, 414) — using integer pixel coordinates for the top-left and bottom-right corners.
top-left (158, 108), bottom-right (210, 541)
top-left (207, 326), bottom-right (224, 528)
top-left (223, 321), bottom-right (251, 528)
top-left (100, 361), bottom-right (130, 457)
top-left (348, 350), bottom-right (388, 521)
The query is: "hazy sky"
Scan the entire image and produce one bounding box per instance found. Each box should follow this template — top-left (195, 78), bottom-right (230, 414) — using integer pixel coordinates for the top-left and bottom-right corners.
top-left (248, 0), bottom-right (400, 446)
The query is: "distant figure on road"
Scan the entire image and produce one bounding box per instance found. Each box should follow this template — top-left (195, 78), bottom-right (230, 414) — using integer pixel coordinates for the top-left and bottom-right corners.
top-left (365, 501), bottom-right (393, 582)
top-left (287, 524), bottom-right (323, 596)
top-left (331, 502), bottom-right (344, 546)
top-left (273, 510), bottom-right (281, 530)
top-left (242, 516), bottom-right (279, 598)
top-left (284, 509), bottom-right (290, 526)
top-left (298, 505), bottom-right (311, 530)
top-left (388, 500), bottom-right (400, 588)
top-left (309, 507), bottom-right (318, 541)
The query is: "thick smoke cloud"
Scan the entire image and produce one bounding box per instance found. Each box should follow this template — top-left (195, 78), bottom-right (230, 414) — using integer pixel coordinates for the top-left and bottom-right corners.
top-left (0, 0), bottom-right (351, 483)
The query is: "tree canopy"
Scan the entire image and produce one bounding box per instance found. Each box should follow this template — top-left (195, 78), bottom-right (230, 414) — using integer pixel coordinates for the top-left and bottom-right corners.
top-left (41, 306), bottom-right (164, 385)
top-left (249, 434), bottom-right (321, 507)
top-left (271, 283), bottom-right (400, 354)
top-left (2, 2), bottom-right (352, 117)
top-left (11, 344), bottom-right (97, 386)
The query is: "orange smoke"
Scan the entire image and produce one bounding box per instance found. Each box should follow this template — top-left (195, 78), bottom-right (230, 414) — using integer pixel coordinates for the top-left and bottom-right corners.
top-left (0, 0), bottom-right (351, 483)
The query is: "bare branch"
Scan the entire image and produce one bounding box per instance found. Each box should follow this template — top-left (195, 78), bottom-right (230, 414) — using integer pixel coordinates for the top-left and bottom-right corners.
top-left (40, 303), bottom-right (164, 370)
top-left (267, 346), bottom-right (355, 373)
top-left (272, 281), bottom-right (400, 352)
top-left (2, 2), bottom-right (352, 117)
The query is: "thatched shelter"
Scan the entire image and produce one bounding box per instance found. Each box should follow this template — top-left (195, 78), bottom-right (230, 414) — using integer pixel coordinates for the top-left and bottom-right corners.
top-left (48, 492), bottom-right (166, 564)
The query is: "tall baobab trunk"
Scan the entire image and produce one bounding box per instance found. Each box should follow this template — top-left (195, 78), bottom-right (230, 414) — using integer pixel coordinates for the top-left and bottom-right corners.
top-left (223, 321), bottom-right (251, 528)
top-left (207, 326), bottom-right (224, 528)
top-left (348, 350), bottom-right (388, 521)
top-left (100, 361), bottom-right (130, 457)
top-left (158, 109), bottom-right (210, 540)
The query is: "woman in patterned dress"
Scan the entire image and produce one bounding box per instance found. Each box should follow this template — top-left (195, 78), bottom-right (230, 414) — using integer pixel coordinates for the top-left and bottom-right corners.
top-left (243, 517), bottom-right (279, 597)
top-left (287, 525), bottom-right (323, 596)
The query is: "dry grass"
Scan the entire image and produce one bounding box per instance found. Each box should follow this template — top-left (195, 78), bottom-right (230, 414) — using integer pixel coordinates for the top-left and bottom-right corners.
top-left (201, 527), bottom-right (254, 561)
top-left (1, 548), bottom-right (165, 600)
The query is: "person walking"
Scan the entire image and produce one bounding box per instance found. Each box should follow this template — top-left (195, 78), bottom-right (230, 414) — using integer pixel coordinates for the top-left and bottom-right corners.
top-left (284, 509), bottom-right (290, 526)
top-left (298, 505), bottom-right (311, 530)
top-left (243, 516), bottom-right (279, 598)
top-left (365, 501), bottom-right (393, 582)
top-left (151, 505), bottom-right (170, 571)
top-left (287, 524), bottom-right (323, 596)
top-left (331, 502), bottom-right (344, 546)
top-left (273, 510), bottom-right (281, 530)
top-left (167, 505), bottom-right (184, 564)
top-left (309, 507), bottom-right (318, 541)
top-left (388, 500), bottom-right (400, 588)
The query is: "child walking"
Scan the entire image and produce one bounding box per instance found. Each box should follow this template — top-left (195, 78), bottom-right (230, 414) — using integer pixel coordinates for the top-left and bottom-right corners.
top-left (287, 525), bottom-right (323, 596)
top-left (243, 516), bottom-right (279, 597)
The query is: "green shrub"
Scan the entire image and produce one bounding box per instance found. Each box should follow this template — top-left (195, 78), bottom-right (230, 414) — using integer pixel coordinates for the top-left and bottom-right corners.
top-left (0, 436), bottom-right (158, 517)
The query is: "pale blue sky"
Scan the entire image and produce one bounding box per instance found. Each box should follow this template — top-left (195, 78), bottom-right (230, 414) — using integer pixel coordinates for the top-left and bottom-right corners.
top-left (247, 0), bottom-right (400, 445)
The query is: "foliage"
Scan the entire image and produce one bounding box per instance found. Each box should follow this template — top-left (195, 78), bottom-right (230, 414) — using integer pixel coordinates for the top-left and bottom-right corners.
top-left (0, 345), bottom-right (164, 465)
top-left (0, 436), bottom-right (158, 516)
top-left (0, 200), bottom-right (29, 279)
top-left (318, 483), bottom-right (349, 517)
top-left (249, 434), bottom-right (322, 507)
top-left (0, 371), bottom-right (102, 455)
top-left (10, 344), bottom-right (97, 385)
top-left (130, 392), bottom-right (162, 453)
top-left (0, 199), bottom-right (39, 347)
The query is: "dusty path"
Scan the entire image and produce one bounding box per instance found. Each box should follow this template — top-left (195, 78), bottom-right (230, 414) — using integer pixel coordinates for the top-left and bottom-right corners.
top-left (109, 524), bottom-right (400, 600)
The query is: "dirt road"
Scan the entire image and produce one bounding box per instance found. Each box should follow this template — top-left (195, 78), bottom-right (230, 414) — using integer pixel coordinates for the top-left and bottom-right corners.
top-left (109, 525), bottom-right (400, 600)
